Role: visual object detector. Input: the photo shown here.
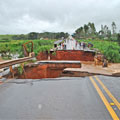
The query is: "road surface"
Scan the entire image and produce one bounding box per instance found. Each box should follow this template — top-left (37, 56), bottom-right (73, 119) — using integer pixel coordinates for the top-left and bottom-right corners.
top-left (58, 38), bottom-right (94, 51)
top-left (0, 76), bottom-right (120, 120)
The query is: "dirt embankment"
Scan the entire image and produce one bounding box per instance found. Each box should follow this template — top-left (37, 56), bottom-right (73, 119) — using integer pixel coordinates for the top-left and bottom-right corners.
top-left (37, 50), bottom-right (95, 61)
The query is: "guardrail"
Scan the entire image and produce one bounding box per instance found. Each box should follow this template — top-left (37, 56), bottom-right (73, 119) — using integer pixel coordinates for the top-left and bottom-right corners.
top-left (0, 56), bottom-right (34, 78)
top-left (0, 57), bottom-right (33, 69)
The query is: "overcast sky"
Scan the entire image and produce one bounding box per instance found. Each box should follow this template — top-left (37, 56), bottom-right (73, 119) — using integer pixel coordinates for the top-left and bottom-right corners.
top-left (0, 0), bottom-right (120, 34)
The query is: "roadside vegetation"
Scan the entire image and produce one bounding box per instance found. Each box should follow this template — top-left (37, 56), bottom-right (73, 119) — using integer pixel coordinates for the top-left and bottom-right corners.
top-left (0, 39), bottom-right (54, 59)
top-left (0, 32), bottom-right (68, 60)
top-left (77, 39), bottom-right (120, 63)
top-left (74, 21), bottom-right (120, 63)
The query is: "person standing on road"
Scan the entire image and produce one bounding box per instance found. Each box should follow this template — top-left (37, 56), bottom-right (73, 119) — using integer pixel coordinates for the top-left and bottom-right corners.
top-left (81, 42), bottom-right (83, 50)
top-left (83, 42), bottom-right (86, 49)
top-left (79, 42), bottom-right (81, 49)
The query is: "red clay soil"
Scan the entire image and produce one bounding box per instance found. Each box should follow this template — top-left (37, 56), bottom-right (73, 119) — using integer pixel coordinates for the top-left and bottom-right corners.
top-left (36, 50), bottom-right (95, 61)
top-left (20, 62), bottom-right (81, 79)
top-left (36, 51), bottom-right (48, 60)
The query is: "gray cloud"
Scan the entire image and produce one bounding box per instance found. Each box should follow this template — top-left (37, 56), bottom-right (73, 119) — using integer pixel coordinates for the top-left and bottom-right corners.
top-left (0, 0), bottom-right (120, 34)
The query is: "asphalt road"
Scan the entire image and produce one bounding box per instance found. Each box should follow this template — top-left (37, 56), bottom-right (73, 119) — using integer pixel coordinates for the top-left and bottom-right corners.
top-left (59, 38), bottom-right (93, 51)
top-left (65, 39), bottom-right (89, 50)
top-left (0, 76), bottom-right (120, 120)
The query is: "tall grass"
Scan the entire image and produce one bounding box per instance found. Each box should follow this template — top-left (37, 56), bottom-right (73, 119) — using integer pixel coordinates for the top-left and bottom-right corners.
top-left (77, 39), bottom-right (120, 63)
top-left (0, 39), bottom-right (54, 59)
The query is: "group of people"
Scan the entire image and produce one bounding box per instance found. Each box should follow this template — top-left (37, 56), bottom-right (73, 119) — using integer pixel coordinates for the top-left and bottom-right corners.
top-left (78, 42), bottom-right (93, 50)
top-left (56, 38), bottom-right (94, 50)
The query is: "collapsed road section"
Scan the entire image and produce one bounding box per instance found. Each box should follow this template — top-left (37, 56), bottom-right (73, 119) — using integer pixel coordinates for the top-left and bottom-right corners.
top-left (15, 61), bottom-right (81, 79)
top-left (3, 60), bottom-right (120, 79)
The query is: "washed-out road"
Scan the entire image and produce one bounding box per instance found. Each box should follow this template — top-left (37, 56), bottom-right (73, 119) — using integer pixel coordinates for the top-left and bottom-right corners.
top-left (0, 76), bottom-right (120, 120)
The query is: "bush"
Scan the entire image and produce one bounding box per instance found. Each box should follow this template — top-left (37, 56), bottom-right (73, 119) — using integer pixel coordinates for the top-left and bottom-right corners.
top-left (0, 39), bottom-right (54, 59)
top-left (117, 33), bottom-right (120, 46)
top-left (77, 39), bottom-right (120, 63)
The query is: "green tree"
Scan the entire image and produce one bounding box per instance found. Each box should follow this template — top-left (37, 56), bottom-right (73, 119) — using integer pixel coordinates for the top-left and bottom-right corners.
top-left (117, 33), bottom-right (120, 46)
top-left (99, 25), bottom-right (111, 39)
top-left (111, 22), bottom-right (117, 35)
top-left (84, 24), bottom-right (89, 36)
top-left (28, 32), bottom-right (39, 40)
top-left (88, 22), bottom-right (96, 37)
top-left (75, 27), bottom-right (84, 38)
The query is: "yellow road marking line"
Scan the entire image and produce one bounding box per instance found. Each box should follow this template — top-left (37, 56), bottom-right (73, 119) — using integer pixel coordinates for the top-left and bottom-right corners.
top-left (110, 103), bottom-right (120, 106)
top-left (95, 76), bottom-right (120, 111)
top-left (110, 103), bottom-right (115, 106)
top-left (89, 76), bottom-right (119, 120)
